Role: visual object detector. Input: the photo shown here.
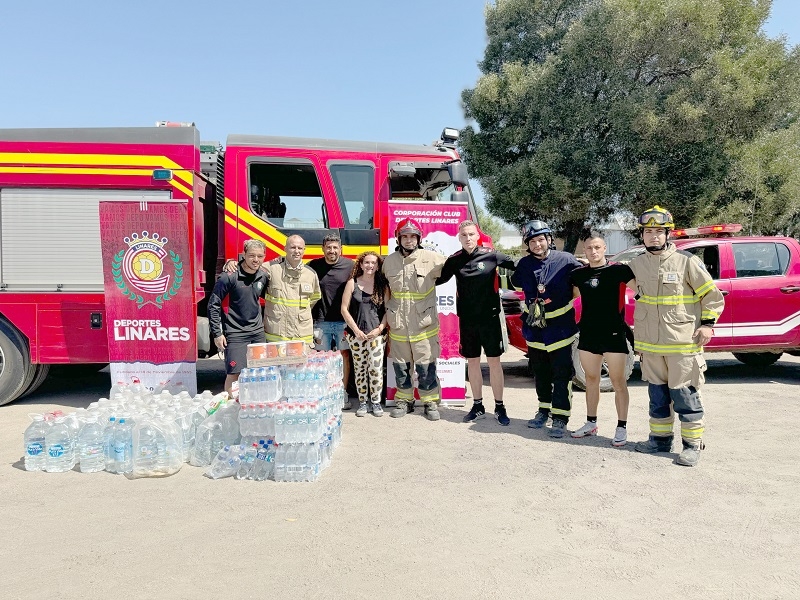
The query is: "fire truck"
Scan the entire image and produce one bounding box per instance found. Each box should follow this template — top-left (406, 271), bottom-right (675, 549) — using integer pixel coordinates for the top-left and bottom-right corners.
top-left (504, 224), bottom-right (800, 390)
top-left (0, 124), bottom-right (477, 405)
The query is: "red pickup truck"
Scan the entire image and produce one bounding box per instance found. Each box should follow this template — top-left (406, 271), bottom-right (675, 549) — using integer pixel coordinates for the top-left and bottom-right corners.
top-left (503, 226), bottom-right (800, 390)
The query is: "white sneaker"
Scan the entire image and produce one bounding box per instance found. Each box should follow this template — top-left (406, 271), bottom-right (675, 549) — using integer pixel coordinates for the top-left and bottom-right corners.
top-left (612, 426), bottom-right (627, 447)
top-left (571, 421), bottom-right (598, 438)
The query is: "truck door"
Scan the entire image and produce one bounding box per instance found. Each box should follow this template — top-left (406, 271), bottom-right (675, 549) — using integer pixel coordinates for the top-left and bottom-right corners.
top-left (326, 161), bottom-right (380, 249)
top-left (681, 242), bottom-right (732, 346)
top-left (727, 241), bottom-right (800, 348)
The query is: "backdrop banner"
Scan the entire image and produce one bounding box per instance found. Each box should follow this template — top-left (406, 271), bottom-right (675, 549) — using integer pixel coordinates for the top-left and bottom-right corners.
top-left (99, 201), bottom-right (197, 395)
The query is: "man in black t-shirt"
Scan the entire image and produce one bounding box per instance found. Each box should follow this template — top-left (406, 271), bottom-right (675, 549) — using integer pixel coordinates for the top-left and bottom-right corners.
top-left (208, 240), bottom-right (269, 394)
top-left (307, 233), bottom-right (355, 402)
top-left (437, 221), bottom-right (516, 426)
top-left (569, 232), bottom-right (634, 447)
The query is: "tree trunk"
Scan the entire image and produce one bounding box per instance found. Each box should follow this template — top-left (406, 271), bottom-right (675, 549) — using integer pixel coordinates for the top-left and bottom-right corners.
top-left (560, 220), bottom-right (584, 254)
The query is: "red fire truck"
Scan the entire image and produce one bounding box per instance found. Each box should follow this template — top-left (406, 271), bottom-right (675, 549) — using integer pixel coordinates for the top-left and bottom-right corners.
top-left (0, 124), bottom-right (477, 405)
top-left (504, 224), bottom-right (800, 390)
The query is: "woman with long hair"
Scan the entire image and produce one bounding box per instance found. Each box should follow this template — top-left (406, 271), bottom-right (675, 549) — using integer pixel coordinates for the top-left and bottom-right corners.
top-left (341, 251), bottom-right (389, 417)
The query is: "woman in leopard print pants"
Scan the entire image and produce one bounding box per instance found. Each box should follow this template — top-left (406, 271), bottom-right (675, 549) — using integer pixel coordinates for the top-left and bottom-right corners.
top-left (341, 252), bottom-right (389, 417)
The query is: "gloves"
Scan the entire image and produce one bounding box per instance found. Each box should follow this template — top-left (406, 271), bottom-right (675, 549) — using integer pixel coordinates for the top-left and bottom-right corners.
top-left (525, 298), bottom-right (547, 329)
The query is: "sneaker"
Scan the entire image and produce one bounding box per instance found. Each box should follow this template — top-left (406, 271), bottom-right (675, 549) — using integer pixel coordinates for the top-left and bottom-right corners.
top-left (424, 402), bottom-right (440, 421)
top-left (343, 399), bottom-right (353, 411)
top-left (463, 402), bottom-right (486, 423)
top-left (571, 421), bottom-right (598, 438)
top-left (611, 426), bottom-right (627, 447)
top-left (527, 410), bottom-right (550, 429)
top-left (494, 404), bottom-right (510, 426)
top-left (356, 402), bottom-right (368, 417)
top-left (371, 403), bottom-right (384, 417)
top-left (390, 401), bottom-right (407, 418)
top-left (676, 440), bottom-right (705, 466)
top-left (548, 418), bottom-right (567, 438)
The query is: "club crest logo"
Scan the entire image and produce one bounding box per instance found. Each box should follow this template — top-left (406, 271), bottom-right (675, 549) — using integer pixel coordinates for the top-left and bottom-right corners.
top-left (589, 277), bottom-right (599, 288)
top-left (111, 231), bottom-right (183, 309)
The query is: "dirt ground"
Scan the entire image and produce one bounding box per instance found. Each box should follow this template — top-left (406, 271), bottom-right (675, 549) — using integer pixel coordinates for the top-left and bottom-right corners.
top-left (1, 348), bottom-right (799, 600)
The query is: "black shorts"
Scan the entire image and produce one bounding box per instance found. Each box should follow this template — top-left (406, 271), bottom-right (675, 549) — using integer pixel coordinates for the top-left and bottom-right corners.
top-left (224, 332), bottom-right (265, 375)
top-left (577, 328), bottom-right (630, 356)
top-left (460, 317), bottom-right (504, 359)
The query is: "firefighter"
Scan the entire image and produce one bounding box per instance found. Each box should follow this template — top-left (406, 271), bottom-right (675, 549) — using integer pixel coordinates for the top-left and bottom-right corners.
top-left (383, 218), bottom-right (446, 421)
top-left (263, 235), bottom-right (322, 344)
top-left (627, 206), bottom-right (725, 466)
top-left (511, 220), bottom-right (583, 438)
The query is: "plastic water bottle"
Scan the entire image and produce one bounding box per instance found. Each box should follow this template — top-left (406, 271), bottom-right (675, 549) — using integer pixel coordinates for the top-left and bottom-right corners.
top-left (251, 440), bottom-right (269, 481)
top-left (236, 443), bottom-right (258, 480)
top-left (45, 416), bottom-right (75, 473)
top-left (113, 418), bottom-right (133, 474)
top-left (296, 402), bottom-right (309, 443)
top-left (274, 443), bottom-right (287, 482)
top-left (284, 403), bottom-right (296, 444)
top-left (264, 440), bottom-right (276, 481)
top-left (132, 416), bottom-right (159, 477)
top-left (78, 417), bottom-right (106, 473)
top-left (24, 414), bottom-right (48, 471)
top-left (103, 416), bottom-right (117, 472)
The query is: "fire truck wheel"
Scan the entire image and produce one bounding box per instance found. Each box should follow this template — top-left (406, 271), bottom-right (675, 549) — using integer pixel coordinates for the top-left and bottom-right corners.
top-left (0, 318), bottom-right (33, 406)
top-left (571, 335), bottom-right (635, 393)
top-left (732, 352), bottom-right (782, 367)
top-left (18, 364), bottom-right (51, 400)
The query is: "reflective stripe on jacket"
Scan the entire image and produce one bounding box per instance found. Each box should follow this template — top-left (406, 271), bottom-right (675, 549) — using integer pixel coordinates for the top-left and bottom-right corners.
top-left (629, 244), bottom-right (724, 354)
top-left (263, 261), bottom-right (321, 343)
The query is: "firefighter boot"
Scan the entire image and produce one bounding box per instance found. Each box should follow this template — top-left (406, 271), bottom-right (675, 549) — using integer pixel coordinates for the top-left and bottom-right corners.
top-left (391, 401), bottom-right (408, 418)
top-left (676, 439), bottom-right (705, 467)
top-left (424, 402), bottom-right (440, 421)
top-left (635, 434), bottom-right (674, 454)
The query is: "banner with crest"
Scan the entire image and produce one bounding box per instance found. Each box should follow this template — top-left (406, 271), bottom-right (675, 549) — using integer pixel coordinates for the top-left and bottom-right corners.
top-left (99, 201), bottom-right (197, 394)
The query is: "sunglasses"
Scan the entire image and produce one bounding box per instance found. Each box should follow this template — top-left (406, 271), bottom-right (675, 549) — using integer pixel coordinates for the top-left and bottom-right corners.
top-left (638, 211), bottom-right (672, 226)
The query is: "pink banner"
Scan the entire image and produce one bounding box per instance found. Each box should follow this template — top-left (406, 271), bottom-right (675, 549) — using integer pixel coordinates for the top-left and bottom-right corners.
top-left (386, 201), bottom-right (469, 404)
top-left (100, 201), bottom-right (197, 394)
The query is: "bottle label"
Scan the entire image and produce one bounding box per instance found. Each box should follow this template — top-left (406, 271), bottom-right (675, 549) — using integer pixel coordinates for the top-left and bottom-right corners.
top-left (27, 441), bottom-right (44, 456)
top-left (48, 444), bottom-right (64, 458)
top-left (113, 443), bottom-right (126, 458)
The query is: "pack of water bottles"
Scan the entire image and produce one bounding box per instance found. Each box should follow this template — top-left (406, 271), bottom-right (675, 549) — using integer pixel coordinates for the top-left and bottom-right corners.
top-left (22, 379), bottom-right (228, 477)
top-left (205, 351), bottom-right (345, 482)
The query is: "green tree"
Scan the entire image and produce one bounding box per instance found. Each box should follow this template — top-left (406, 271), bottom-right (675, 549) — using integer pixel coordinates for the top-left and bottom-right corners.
top-left (474, 203), bottom-right (504, 245)
top-left (461, 0), bottom-right (800, 250)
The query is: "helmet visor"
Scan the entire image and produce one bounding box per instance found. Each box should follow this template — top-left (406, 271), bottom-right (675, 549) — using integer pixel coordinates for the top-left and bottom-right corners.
top-left (638, 210), bottom-right (672, 227)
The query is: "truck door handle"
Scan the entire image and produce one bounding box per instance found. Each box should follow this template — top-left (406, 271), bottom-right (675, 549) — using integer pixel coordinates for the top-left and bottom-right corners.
top-left (720, 290), bottom-right (729, 296)
top-left (780, 286), bottom-right (800, 293)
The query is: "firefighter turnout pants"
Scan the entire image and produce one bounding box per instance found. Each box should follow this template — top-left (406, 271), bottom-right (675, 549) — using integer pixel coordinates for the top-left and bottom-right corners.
top-left (640, 353), bottom-right (706, 444)
top-left (528, 345), bottom-right (573, 421)
top-left (390, 333), bottom-right (441, 405)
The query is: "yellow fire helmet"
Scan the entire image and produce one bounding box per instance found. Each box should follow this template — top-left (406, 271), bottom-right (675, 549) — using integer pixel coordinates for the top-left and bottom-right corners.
top-left (637, 205), bottom-right (675, 229)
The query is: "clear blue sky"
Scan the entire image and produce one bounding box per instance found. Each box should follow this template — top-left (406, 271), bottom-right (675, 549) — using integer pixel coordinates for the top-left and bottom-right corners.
top-left (1, 0), bottom-right (797, 211)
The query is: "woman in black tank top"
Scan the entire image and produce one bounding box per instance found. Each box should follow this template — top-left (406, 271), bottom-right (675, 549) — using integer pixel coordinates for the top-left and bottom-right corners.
top-left (341, 251), bottom-right (389, 417)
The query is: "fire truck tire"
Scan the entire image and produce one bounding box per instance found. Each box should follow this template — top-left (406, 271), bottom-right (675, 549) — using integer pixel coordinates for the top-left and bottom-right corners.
top-left (571, 335), bottom-right (634, 393)
top-left (732, 352), bottom-right (782, 367)
top-left (0, 318), bottom-right (33, 406)
top-left (18, 364), bottom-right (51, 400)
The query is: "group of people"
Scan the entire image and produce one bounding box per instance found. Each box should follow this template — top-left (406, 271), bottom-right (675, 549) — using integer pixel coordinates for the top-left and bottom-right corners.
top-left (208, 205), bottom-right (724, 467)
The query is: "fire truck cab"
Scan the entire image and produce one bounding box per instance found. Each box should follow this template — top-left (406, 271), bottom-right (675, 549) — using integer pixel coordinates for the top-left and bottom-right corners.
top-left (0, 124), bottom-right (476, 405)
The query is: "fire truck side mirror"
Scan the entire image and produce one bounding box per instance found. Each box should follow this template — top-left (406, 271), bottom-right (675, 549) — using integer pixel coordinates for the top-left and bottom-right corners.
top-left (447, 162), bottom-right (469, 187)
top-left (451, 190), bottom-right (470, 204)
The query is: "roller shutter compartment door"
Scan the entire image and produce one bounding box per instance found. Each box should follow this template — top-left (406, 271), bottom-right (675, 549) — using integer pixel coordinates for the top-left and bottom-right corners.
top-left (0, 188), bottom-right (170, 292)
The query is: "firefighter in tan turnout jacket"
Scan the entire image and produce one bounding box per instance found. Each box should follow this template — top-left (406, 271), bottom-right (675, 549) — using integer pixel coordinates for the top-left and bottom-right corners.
top-left (628, 206), bottom-right (725, 467)
top-left (383, 218), bottom-right (446, 421)
top-left (263, 235), bottom-right (321, 344)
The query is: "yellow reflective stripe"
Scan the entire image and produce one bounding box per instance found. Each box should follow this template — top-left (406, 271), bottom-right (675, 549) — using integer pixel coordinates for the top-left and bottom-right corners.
top-left (650, 423), bottom-right (674, 434)
top-left (538, 402), bottom-right (552, 409)
top-left (544, 300), bottom-right (574, 319)
top-left (394, 390), bottom-right (414, 400)
top-left (681, 427), bottom-right (704, 439)
top-left (635, 340), bottom-right (701, 354)
top-left (265, 294), bottom-right (312, 308)
top-left (419, 394), bottom-right (440, 402)
top-left (393, 287), bottom-right (435, 300)
top-left (694, 280), bottom-right (715, 296)
top-left (264, 332), bottom-right (313, 343)
top-left (388, 326), bottom-right (440, 343)
top-left (526, 334), bottom-right (577, 352)
top-left (550, 408), bottom-right (571, 417)
top-left (638, 294), bottom-right (700, 305)
top-left (701, 310), bottom-right (719, 320)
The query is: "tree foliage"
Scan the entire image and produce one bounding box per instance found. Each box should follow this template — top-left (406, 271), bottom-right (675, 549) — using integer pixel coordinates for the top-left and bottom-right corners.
top-left (461, 0), bottom-right (800, 250)
top-left (474, 203), bottom-right (505, 245)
